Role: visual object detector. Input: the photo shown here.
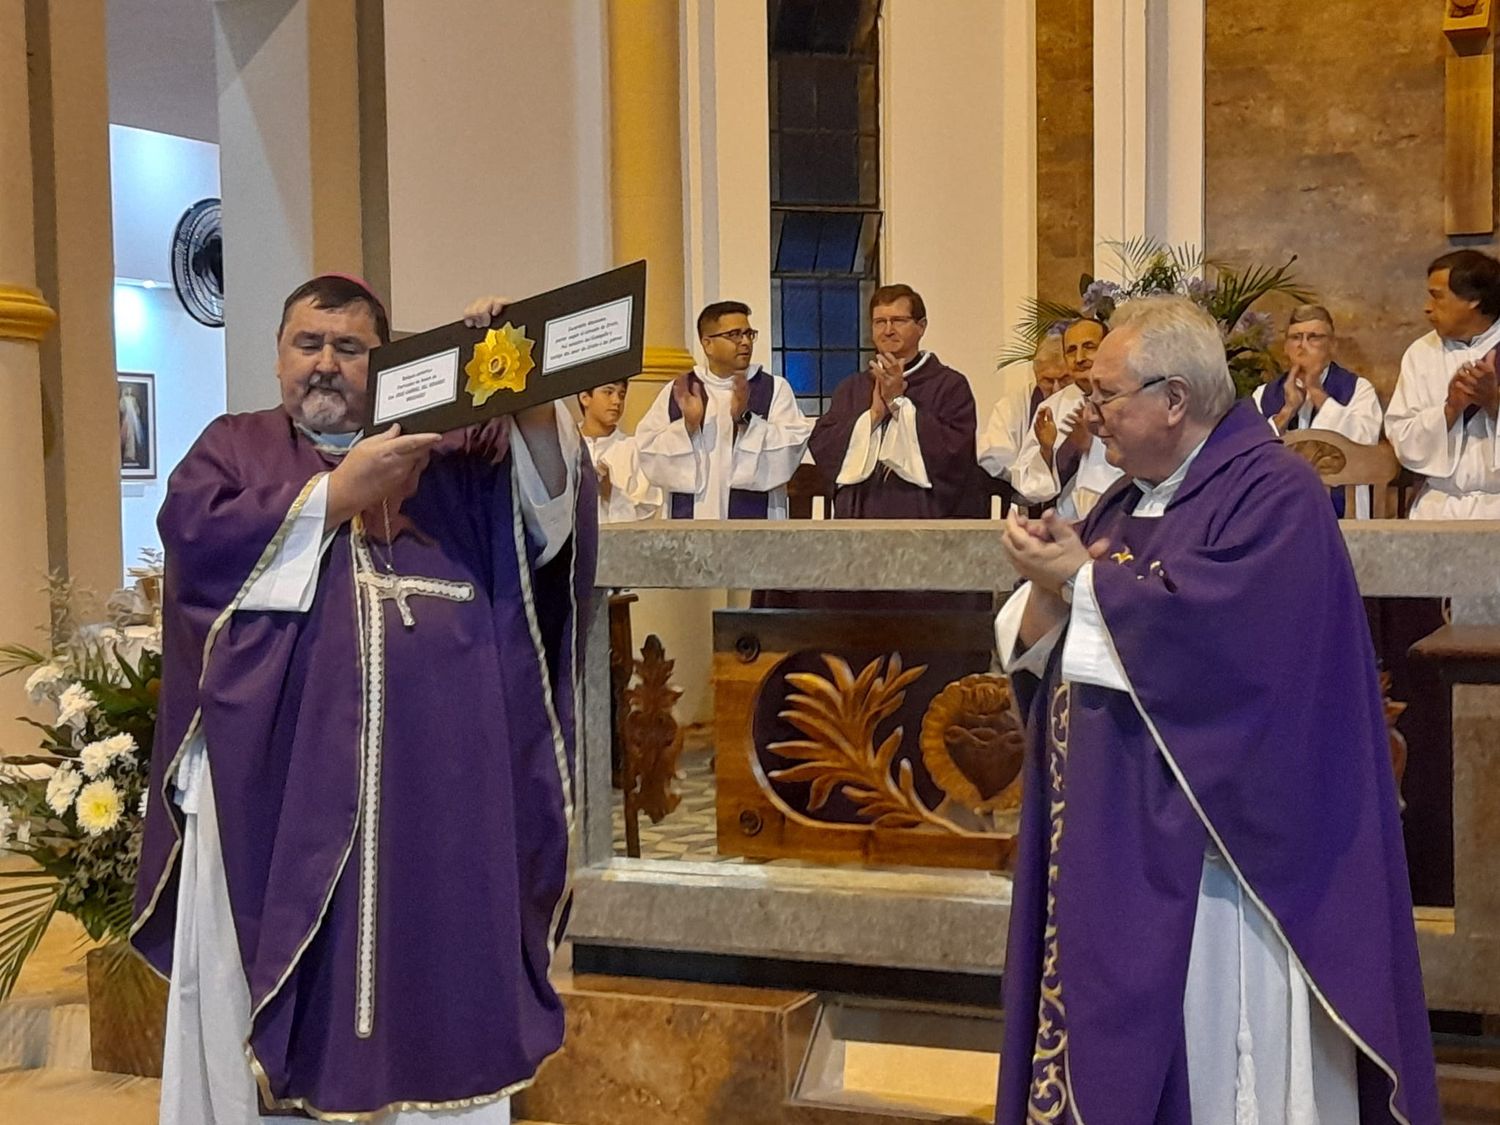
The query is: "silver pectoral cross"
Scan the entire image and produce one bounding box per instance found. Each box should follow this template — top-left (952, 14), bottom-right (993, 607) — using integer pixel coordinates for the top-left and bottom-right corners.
top-left (355, 570), bottom-right (474, 628)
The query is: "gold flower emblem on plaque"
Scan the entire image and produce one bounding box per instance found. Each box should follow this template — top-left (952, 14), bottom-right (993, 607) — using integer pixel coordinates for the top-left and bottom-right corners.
top-left (464, 323), bottom-right (535, 406)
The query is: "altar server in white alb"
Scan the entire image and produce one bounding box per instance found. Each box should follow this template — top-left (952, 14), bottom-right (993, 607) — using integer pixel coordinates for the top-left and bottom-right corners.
top-left (1252, 304), bottom-right (1384, 517)
top-left (635, 301), bottom-right (812, 519)
top-left (977, 330), bottom-right (1068, 488)
top-left (1386, 249), bottom-right (1500, 519)
top-left (578, 378), bottom-right (661, 523)
top-left (1009, 317), bottom-right (1123, 520)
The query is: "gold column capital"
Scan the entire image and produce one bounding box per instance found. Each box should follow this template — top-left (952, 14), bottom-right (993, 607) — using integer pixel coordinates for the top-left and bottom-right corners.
top-left (640, 345), bottom-right (697, 383)
top-left (0, 285), bottom-right (58, 343)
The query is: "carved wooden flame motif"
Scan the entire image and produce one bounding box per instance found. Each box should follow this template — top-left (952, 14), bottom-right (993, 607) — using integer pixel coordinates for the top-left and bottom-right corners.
top-left (622, 634), bottom-right (684, 823)
top-left (1288, 438), bottom-right (1347, 476)
top-left (919, 674), bottom-right (1025, 814)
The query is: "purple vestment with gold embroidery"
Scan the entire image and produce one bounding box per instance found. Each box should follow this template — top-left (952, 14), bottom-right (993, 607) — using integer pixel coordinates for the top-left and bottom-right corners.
top-left (132, 408), bottom-right (595, 1118)
top-left (997, 402), bottom-right (1439, 1124)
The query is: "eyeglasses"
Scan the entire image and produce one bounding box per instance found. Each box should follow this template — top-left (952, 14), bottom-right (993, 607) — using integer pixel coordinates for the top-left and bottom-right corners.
top-left (1286, 332), bottom-right (1330, 345)
top-left (706, 328), bottom-right (758, 344)
top-left (872, 316), bottom-right (919, 330)
top-left (1083, 375), bottom-right (1168, 415)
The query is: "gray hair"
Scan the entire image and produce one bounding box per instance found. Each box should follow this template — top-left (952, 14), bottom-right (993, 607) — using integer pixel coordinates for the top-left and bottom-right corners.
top-left (1287, 304), bottom-right (1335, 333)
top-left (1109, 295), bottom-right (1234, 422)
top-left (1032, 332), bottom-right (1065, 369)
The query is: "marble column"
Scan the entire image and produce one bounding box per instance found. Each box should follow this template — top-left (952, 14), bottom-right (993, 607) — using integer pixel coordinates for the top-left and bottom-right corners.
top-left (212, 0), bottom-right (368, 413)
top-left (0, 0), bottom-right (59, 738)
top-left (28, 0), bottom-right (123, 595)
top-left (607, 0), bottom-right (695, 428)
top-left (607, 0), bottom-right (717, 725)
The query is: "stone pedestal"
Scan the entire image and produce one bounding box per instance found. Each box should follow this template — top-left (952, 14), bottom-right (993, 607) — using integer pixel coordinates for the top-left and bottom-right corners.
top-left (516, 975), bottom-right (817, 1125)
top-left (517, 975), bottom-right (997, 1125)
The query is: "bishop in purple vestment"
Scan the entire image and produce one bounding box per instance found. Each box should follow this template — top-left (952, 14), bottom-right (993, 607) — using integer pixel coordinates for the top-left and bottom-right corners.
top-left (996, 296), bottom-right (1438, 1124)
top-left (809, 283), bottom-right (985, 519)
top-left (132, 277), bottom-right (595, 1122)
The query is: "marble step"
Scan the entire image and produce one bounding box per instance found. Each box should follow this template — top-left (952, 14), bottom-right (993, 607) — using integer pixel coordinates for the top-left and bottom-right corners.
top-left (0, 907), bottom-right (93, 1072)
top-left (0, 1066), bottom-right (160, 1124)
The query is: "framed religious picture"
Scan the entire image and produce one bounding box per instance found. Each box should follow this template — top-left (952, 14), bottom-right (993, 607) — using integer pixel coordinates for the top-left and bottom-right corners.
top-left (118, 372), bottom-right (156, 479)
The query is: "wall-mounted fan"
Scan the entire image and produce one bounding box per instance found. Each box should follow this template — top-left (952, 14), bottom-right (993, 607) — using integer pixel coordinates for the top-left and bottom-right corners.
top-left (170, 197), bottom-right (224, 328)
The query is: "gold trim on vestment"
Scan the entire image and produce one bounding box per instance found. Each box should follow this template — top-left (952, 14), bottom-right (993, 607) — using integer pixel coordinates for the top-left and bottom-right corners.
top-left (248, 1052), bottom-right (538, 1123)
top-left (1087, 571), bottom-right (1413, 1125)
top-left (351, 527), bottom-right (385, 1038)
top-left (507, 454), bottom-right (581, 962)
top-left (1027, 683), bottom-right (1074, 1124)
top-left (245, 531), bottom-right (369, 1068)
top-left (130, 472), bottom-right (330, 963)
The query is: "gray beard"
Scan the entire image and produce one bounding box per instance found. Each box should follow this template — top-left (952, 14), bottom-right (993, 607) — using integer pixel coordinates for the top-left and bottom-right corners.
top-left (299, 389), bottom-right (354, 432)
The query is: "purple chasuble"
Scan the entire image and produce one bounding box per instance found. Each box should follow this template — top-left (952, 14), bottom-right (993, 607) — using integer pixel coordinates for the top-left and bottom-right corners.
top-left (809, 353), bottom-right (985, 518)
top-left (132, 408), bottom-right (597, 1118)
top-left (665, 368), bottom-right (775, 518)
top-left (997, 401), bottom-right (1439, 1125)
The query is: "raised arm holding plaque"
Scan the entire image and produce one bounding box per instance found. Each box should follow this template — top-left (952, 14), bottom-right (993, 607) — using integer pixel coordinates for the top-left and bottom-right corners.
top-left (365, 259), bottom-right (646, 434)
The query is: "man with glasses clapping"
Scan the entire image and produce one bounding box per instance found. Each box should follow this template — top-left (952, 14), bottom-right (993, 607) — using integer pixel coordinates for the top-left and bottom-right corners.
top-left (636, 300), bottom-right (812, 519)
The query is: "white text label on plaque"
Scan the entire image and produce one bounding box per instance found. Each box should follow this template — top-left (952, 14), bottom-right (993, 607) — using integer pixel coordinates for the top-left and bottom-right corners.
top-left (543, 296), bottom-right (633, 374)
top-left (372, 347), bottom-right (461, 425)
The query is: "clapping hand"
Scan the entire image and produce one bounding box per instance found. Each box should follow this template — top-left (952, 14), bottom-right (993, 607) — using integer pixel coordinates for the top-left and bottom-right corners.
top-left (671, 372), bottom-right (707, 433)
top-left (1470, 350), bottom-right (1500, 419)
top-left (729, 371), bottom-right (750, 422)
top-left (868, 352), bottom-right (907, 423)
top-left (1002, 510), bottom-right (1110, 597)
top-left (1062, 403), bottom-right (1093, 452)
top-left (1033, 406), bottom-right (1058, 452)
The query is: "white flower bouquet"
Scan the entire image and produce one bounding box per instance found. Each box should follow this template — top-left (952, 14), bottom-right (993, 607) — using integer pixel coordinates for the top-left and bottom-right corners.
top-left (0, 564), bottom-right (161, 1000)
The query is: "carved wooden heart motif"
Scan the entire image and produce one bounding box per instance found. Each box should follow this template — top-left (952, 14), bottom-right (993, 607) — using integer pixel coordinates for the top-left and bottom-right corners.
top-left (920, 674), bottom-right (1025, 811)
top-left (944, 721), bottom-right (1025, 801)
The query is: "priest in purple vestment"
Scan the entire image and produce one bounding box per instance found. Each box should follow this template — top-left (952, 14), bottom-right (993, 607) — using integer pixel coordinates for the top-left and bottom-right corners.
top-left (994, 295), bottom-right (1438, 1124)
top-left (809, 283), bottom-right (984, 518)
top-left (131, 275), bottom-right (595, 1124)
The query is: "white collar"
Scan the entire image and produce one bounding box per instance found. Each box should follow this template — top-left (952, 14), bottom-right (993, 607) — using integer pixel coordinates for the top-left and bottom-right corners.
top-left (1443, 318), bottom-right (1500, 352)
top-left (698, 363), bottom-right (761, 388)
top-left (1133, 434), bottom-right (1211, 510)
top-left (297, 423), bottom-right (360, 456)
top-left (904, 351), bottom-right (933, 376)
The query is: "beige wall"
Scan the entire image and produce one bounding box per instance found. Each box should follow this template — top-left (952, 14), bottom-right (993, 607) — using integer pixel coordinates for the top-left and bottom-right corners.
top-left (882, 0), bottom-right (1036, 411)
top-left (682, 0), bottom-right (772, 343)
top-left (383, 0), bottom-right (610, 331)
top-left (1037, 0), bottom-right (1093, 307)
top-left (1206, 2), bottom-right (1465, 399)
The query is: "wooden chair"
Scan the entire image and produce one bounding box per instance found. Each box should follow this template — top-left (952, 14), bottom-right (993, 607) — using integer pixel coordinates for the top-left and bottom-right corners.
top-left (1280, 430), bottom-right (1402, 518)
top-left (786, 461), bottom-right (833, 520)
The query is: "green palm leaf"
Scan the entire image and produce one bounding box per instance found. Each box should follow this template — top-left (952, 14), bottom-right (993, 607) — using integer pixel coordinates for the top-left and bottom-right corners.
top-left (0, 644), bottom-right (47, 679)
top-left (0, 878), bottom-right (60, 1002)
top-left (1000, 297), bottom-right (1084, 367)
top-left (1212, 257), bottom-right (1314, 327)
